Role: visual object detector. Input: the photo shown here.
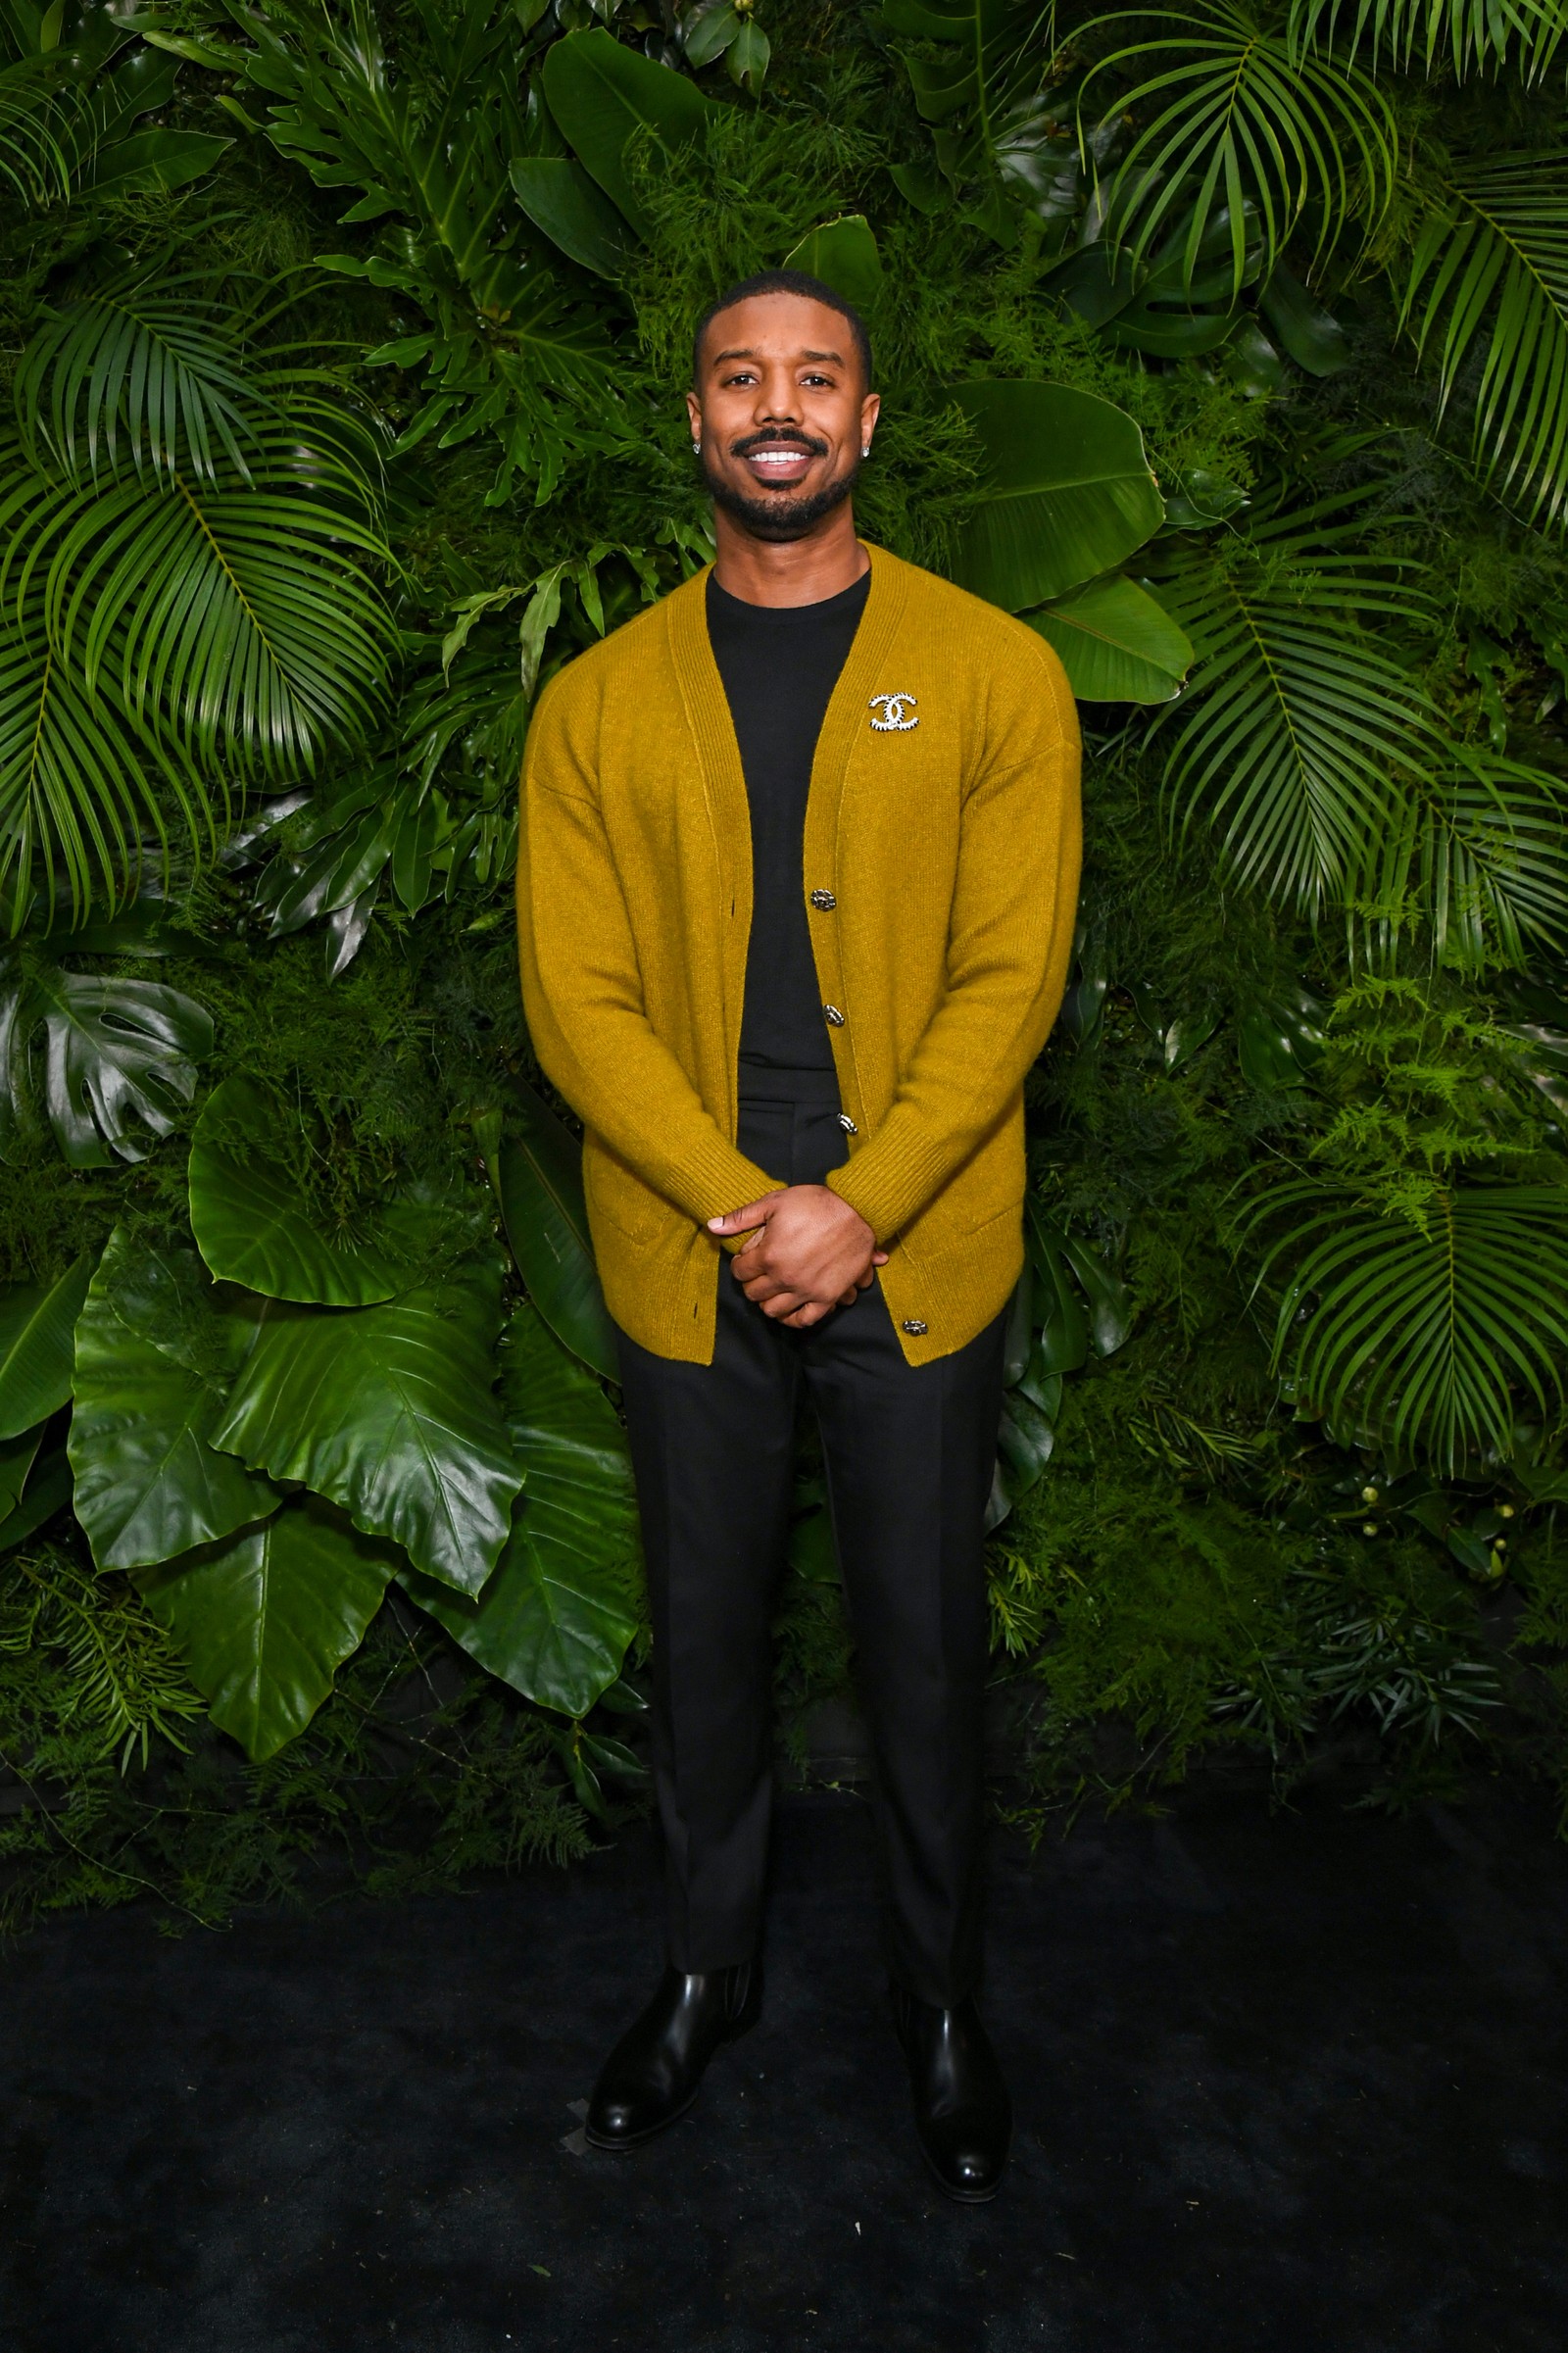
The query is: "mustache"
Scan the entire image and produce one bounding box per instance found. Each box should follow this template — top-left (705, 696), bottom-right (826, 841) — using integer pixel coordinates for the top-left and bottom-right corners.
top-left (728, 428), bottom-right (831, 459)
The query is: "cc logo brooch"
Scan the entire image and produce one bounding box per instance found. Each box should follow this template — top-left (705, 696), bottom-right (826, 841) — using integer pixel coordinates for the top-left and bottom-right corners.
top-left (869, 692), bottom-right (918, 732)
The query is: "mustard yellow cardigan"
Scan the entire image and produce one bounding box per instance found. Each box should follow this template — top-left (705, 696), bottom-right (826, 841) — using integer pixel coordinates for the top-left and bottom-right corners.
top-left (516, 544), bottom-right (1082, 1366)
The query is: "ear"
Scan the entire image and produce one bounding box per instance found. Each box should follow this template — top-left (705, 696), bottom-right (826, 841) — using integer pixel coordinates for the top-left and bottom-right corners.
top-left (858, 388), bottom-right (881, 452)
top-left (686, 388), bottom-right (703, 443)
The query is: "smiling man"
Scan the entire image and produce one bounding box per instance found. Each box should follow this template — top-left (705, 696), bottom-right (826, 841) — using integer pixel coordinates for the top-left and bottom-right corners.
top-left (517, 270), bottom-right (1081, 2201)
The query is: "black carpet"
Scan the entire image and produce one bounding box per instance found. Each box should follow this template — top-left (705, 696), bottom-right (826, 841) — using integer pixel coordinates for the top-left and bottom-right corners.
top-left (2, 1782), bottom-right (1566, 2352)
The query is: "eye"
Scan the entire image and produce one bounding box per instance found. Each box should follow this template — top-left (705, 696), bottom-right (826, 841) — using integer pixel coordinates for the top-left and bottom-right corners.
top-left (801, 371), bottom-right (834, 387)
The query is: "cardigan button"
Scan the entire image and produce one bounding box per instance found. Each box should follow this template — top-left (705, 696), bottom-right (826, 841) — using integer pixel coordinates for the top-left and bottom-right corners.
top-left (809, 889), bottom-right (837, 911)
top-left (822, 1004), bottom-right (845, 1028)
top-left (838, 1112), bottom-right (858, 1134)
top-left (902, 1319), bottom-right (928, 1338)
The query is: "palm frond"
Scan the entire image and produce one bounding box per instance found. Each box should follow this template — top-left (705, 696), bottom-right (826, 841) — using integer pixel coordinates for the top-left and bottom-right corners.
top-left (1, 417), bottom-right (394, 778)
top-left (1078, 0), bottom-right (1396, 300)
top-left (1358, 751), bottom-right (1568, 970)
top-left (0, 564), bottom-right (199, 924)
top-left (1290, 0), bottom-right (1568, 83)
top-left (1245, 1179), bottom-right (1568, 1470)
top-left (1400, 157), bottom-right (1568, 531)
top-left (1152, 502), bottom-right (1444, 915)
top-left (14, 275), bottom-right (275, 485)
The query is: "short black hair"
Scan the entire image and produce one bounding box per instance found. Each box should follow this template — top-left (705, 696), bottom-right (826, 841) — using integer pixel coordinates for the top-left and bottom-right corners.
top-left (691, 269), bottom-right (873, 389)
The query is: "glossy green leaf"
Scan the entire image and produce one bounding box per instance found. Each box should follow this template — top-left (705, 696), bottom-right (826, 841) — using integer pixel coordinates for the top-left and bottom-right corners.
top-left (85, 126), bottom-right (231, 196)
top-left (726, 19), bottom-right (771, 97)
top-left (189, 1075), bottom-right (426, 1306)
top-left (1027, 1205), bottom-right (1090, 1375)
top-left (494, 1083), bottom-right (618, 1382)
top-left (1027, 573), bottom-right (1194, 703)
top-left (0, 963), bottom-right (213, 1167)
top-left (0, 1444), bottom-right (72, 1550)
top-left (135, 1496), bottom-right (396, 1761)
top-left (0, 1423), bottom-right (41, 1518)
top-left (509, 156), bottom-right (636, 277)
top-left (212, 1264), bottom-right (519, 1594)
top-left (683, 2), bottom-right (744, 65)
top-left (782, 216), bottom-right (884, 311)
top-left (998, 1391), bottom-right (1055, 1490)
top-left (541, 28), bottom-right (713, 238)
top-left (1238, 990), bottom-right (1329, 1089)
top-left (69, 1231), bottom-right (277, 1572)
top-left (1258, 264), bottom-right (1349, 376)
top-left (0, 1251), bottom-right (93, 1437)
top-left (400, 1303), bottom-right (639, 1717)
top-left (952, 381), bottom-right (1165, 610)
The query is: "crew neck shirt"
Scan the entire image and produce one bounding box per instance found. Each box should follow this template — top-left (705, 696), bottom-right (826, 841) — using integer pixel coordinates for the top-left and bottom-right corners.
top-left (706, 566), bottom-right (870, 1087)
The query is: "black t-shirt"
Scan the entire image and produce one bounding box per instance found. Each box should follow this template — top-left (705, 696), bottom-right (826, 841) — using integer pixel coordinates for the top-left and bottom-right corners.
top-left (706, 567), bottom-right (870, 1083)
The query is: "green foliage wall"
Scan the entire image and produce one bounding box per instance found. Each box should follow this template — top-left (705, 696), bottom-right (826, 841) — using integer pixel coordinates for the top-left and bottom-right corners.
top-left (4, 0), bottom-right (1568, 1924)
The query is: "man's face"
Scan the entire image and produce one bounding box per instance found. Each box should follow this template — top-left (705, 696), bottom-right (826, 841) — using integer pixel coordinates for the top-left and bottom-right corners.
top-left (686, 292), bottom-right (879, 543)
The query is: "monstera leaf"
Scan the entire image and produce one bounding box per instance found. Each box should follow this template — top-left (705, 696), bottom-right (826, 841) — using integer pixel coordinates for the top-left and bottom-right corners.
top-left (0, 960), bottom-right (212, 1166)
top-left (212, 1262), bottom-right (519, 1593)
top-left (400, 1302), bottom-right (639, 1717)
top-left (492, 1083), bottom-right (618, 1381)
top-left (542, 28), bottom-right (714, 238)
top-left (952, 381), bottom-right (1165, 611)
top-left (135, 1496), bottom-right (396, 1761)
top-left (69, 1232), bottom-right (277, 1572)
top-left (1027, 575), bottom-right (1193, 703)
top-left (188, 1075), bottom-right (429, 1306)
top-left (0, 1252), bottom-right (94, 1437)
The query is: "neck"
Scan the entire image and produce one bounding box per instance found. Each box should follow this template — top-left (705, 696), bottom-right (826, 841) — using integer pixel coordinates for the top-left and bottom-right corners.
top-left (710, 500), bottom-right (869, 608)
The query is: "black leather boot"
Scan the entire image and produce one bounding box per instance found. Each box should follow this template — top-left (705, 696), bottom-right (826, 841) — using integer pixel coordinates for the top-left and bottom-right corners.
top-left (585, 1961), bottom-right (761, 2151)
top-left (890, 1982), bottom-right (1012, 2202)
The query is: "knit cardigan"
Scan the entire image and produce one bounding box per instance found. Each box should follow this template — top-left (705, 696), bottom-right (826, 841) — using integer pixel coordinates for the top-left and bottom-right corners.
top-left (516, 543), bottom-right (1082, 1367)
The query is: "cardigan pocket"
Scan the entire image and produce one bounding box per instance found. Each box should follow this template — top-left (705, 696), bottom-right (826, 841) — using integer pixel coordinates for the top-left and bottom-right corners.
top-left (583, 1137), bottom-right (670, 1243)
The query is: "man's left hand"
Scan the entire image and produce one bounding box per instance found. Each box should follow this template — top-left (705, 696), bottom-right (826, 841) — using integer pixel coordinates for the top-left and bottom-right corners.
top-left (707, 1186), bottom-right (888, 1328)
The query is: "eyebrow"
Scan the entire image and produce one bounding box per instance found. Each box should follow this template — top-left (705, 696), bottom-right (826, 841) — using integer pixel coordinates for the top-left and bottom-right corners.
top-left (710, 345), bottom-right (846, 367)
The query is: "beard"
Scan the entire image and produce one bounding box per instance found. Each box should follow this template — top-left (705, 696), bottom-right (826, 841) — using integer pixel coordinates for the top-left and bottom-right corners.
top-left (701, 432), bottom-right (861, 542)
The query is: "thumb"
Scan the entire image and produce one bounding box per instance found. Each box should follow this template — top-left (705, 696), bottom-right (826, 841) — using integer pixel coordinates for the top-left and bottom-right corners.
top-left (707, 1195), bottom-right (779, 1235)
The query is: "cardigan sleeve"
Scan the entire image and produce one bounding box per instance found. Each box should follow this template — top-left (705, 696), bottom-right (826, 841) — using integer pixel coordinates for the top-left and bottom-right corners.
top-left (826, 642), bottom-right (1082, 1245)
top-left (517, 680), bottom-right (779, 1229)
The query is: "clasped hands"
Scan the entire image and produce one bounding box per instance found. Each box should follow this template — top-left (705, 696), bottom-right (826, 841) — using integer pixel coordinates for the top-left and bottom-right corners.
top-left (707, 1185), bottom-right (888, 1328)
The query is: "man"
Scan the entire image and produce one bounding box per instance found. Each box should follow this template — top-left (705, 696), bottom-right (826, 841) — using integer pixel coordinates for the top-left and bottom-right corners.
top-left (517, 269), bottom-right (1080, 2202)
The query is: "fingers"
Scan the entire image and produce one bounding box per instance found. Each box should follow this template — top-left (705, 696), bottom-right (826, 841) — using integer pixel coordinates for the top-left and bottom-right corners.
top-left (707, 1197), bottom-right (777, 1236)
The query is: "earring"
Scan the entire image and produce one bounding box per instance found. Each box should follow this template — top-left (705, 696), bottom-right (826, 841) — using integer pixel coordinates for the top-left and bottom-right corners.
top-left (861, 445), bottom-right (870, 457)
top-left (692, 441), bottom-right (701, 455)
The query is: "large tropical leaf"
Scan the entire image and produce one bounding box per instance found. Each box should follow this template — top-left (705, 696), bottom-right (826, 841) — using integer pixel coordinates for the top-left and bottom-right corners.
top-left (400, 1302), bottom-right (639, 1717)
top-left (1399, 157), bottom-right (1568, 531)
top-left (1026, 572), bottom-right (1193, 702)
top-left (211, 1263), bottom-right (520, 1593)
top-left (188, 1075), bottom-right (429, 1306)
top-left (1290, 0), bottom-right (1567, 83)
top-left (0, 958), bottom-right (213, 1164)
top-left (135, 1495), bottom-right (396, 1761)
top-left (69, 1231), bottom-right (278, 1571)
top-left (951, 380), bottom-right (1165, 609)
top-left (1152, 502), bottom-right (1446, 913)
top-left (0, 17), bottom-right (226, 212)
top-left (0, 1250), bottom-right (93, 1437)
top-left (492, 1083), bottom-right (618, 1382)
top-left (1079, 1), bottom-right (1396, 300)
top-left (508, 156), bottom-right (635, 278)
top-left (1246, 1180), bottom-right (1568, 1470)
top-left (541, 27), bottom-right (713, 238)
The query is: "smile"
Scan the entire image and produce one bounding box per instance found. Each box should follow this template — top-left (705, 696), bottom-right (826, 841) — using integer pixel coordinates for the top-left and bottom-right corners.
top-left (742, 446), bottom-right (818, 481)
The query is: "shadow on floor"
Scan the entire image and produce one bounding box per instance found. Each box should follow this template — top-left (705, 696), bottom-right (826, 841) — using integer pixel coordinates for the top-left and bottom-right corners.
top-left (1, 1781), bottom-right (1565, 2352)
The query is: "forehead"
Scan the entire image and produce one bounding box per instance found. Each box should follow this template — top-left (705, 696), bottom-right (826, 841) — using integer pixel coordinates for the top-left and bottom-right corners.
top-left (696, 291), bottom-right (853, 374)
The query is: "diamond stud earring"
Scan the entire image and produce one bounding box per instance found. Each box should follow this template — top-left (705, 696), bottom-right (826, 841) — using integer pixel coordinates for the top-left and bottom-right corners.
top-left (692, 441), bottom-right (701, 455)
top-left (861, 445), bottom-right (871, 456)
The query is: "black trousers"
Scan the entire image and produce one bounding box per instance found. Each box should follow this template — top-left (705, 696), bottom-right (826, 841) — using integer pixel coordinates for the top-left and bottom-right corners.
top-left (614, 1078), bottom-right (1007, 2008)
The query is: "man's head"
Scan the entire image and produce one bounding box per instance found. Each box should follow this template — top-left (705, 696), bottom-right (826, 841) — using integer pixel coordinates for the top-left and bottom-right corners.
top-left (686, 270), bottom-right (879, 545)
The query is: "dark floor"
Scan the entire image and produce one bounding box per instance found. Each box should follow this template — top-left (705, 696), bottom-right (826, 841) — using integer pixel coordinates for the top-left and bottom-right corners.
top-left (1, 1781), bottom-right (1565, 2353)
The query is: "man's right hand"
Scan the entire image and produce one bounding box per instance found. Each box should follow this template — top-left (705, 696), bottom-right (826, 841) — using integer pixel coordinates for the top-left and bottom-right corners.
top-left (707, 1185), bottom-right (888, 1328)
